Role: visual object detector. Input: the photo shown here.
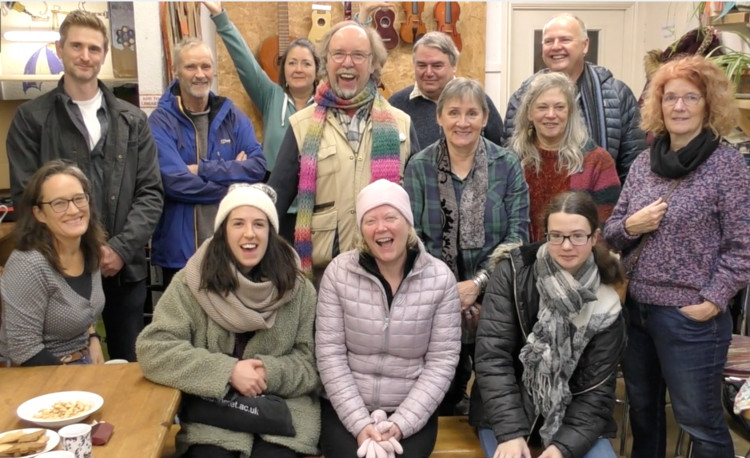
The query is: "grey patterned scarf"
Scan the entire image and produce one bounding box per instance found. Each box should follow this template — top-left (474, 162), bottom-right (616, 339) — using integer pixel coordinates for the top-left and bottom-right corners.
top-left (519, 243), bottom-right (620, 445)
top-left (436, 138), bottom-right (488, 276)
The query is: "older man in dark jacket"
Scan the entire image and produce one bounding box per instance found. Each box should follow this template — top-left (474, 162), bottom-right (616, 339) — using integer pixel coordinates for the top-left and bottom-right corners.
top-left (6, 10), bottom-right (163, 362)
top-left (503, 14), bottom-right (646, 182)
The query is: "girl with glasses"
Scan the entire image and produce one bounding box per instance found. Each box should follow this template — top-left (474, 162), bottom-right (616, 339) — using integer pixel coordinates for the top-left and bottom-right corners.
top-left (475, 191), bottom-right (626, 458)
top-left (0, 160), bottom-right (107, 366)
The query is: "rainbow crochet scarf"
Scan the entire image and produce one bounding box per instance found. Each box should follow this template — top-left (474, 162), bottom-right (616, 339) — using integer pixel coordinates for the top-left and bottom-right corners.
top-left (295, 79), bottom-right (402, 276)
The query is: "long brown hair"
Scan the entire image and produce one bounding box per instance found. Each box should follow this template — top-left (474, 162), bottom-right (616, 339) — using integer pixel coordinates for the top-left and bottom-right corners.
top-left (543, 191), bottom-right (624, 285)
top-left (15, 160), bottom-right (107, 273)
top-left (200, 214), bottom-right (300, 297)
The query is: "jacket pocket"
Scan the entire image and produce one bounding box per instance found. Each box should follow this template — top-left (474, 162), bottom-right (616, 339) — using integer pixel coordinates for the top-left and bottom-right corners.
top-left (311, 209), bottom-right (338, 268)
top-left (317, 145), bottom-right (340, 178)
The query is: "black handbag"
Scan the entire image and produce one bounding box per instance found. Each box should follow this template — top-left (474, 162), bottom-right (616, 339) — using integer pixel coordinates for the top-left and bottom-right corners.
top-left (179, 389), bottom-right (296, 437)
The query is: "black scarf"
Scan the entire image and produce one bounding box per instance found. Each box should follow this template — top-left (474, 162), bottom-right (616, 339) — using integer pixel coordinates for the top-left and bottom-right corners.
top-left (650, 128), bottom-right (718, 179)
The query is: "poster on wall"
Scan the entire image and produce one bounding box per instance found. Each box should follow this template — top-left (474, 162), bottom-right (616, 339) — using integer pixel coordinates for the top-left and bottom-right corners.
top-left (108, 2), bottom-right (138, 79)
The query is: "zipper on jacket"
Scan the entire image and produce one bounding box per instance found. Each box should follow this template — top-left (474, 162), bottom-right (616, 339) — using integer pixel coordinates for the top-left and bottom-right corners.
top-left (177, 103), bottom-right (202, 252)
top-left (527, 414), bottom-right (541, 444)
top-left (572, 368), bottom-right (616, 396)
top-left (510, 255), bottom-right (529, 340)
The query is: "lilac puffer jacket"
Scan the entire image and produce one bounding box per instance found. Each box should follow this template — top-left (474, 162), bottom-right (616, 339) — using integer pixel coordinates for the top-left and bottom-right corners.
top-left (316, 242), bottom-right (461, 439)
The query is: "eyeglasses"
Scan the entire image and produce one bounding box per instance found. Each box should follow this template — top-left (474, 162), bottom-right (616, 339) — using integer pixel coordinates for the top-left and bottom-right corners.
top-left (661, 92), bottom-right (702, 107)
top-left (546, 232), bottom-right (592, 246)
top-left (328, 50), bottom-right (371, 64)
top-left (38, 193), bottom-right (90, 213)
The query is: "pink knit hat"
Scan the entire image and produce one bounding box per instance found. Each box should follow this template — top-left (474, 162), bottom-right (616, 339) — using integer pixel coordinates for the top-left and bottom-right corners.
top-left (356, 179), bottom-right (414, 229)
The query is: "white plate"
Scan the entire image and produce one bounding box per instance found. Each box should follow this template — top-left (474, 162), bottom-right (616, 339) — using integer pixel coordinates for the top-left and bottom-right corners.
top-left (17, 391), bottom-right (103, 428)
top-left (0, 428), bottom-right (60, 457)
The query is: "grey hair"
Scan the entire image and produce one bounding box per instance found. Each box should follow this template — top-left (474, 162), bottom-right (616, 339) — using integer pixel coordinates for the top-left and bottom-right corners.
top-left (510, 72), bottom-right (588, 175)
top-left (412, 31), bottom-right (459, 66)
top-left (543, 14), bottom-right (588, 40)
top-left (172, 37), bottom-right (214, 72)
top-left (436, 77), bottom-right (489, 117)
top-left (319, 21), bottom-right (387, 84)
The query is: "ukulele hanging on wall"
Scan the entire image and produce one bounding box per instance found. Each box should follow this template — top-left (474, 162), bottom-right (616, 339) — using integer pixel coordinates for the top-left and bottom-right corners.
top-left (308, 4), bottom-right (332, 46)
top-left (433, 1), bottom-right (462, 51)
top-left (374, 7), bottom-right (399, 50)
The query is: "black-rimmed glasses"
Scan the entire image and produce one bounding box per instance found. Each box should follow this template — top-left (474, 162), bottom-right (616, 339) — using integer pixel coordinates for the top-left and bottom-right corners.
top-left (546, 232), bottom-right (592, 246)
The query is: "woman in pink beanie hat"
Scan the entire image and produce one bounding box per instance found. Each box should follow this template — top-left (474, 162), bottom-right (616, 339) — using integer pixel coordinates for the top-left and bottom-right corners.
top-left (316, 179), bottom-right (462, 458)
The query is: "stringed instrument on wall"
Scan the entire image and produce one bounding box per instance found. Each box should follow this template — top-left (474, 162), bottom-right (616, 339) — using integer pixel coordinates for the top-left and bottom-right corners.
top-left (259, 2), bottom-right (297, 83)
top-left (308, 4), bottom-right (332, 46)
top-left (400, 2), bottom-right (426, 44)
top-left (374, 7), bottom-right (399, 50)
top-left (433, 1), bottom-right (462, 51)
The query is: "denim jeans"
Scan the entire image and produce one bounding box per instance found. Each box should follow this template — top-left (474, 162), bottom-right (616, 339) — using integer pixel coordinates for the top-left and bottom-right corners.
top-left (478, 428), bottom-right (616, 458)
top-left (623, 298), bottom-right (734, 458)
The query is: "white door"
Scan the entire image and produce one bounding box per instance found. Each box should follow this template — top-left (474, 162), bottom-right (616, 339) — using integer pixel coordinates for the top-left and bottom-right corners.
top-left (503, 2), bottom-right (638, 108)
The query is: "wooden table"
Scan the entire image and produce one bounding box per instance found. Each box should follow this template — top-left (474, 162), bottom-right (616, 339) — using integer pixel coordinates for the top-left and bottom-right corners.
top-left (0, 363), bottom-right (181, 458)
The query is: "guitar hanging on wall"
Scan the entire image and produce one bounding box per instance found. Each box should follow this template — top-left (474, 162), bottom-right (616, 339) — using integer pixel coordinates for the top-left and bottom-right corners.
top-left (400, 2), bottom-right (427, 44)
top-left (259, 2), bottom-right (297, 83)
top-left (308, 4), bottom-right (332, 46)
top-left (374, 7), bottom-right (399, 50)
top-left (434, 1), bottom-right (462, 51)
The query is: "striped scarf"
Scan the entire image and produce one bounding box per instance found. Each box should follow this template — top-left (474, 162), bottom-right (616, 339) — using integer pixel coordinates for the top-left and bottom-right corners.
top-left (295, 79), bottom-right (402, 276)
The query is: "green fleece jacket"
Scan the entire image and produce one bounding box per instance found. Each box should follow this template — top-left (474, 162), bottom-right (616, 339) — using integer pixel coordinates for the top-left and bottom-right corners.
top-left (136, 270), bottom-right (321, 456)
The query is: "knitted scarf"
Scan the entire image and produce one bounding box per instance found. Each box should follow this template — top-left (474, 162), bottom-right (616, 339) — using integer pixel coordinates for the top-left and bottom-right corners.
top-left (183, 241), bottom-right (294, 333)
top-left (519, 244), bottom-right (620, 446)
top-left (295, 79), bottom-right (402, 276)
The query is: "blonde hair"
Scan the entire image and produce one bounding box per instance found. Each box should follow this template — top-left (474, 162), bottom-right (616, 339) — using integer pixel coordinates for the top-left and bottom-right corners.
top-left (510, 72), bottom-right (588, 175)
top-left (59, 10), bottom-right (109, 52)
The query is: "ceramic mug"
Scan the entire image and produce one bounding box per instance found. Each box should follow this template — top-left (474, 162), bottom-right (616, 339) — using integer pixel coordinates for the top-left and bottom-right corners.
top-left (58, 423), bottom-right (92, 458)
top-left (0, 205), bottom-right (8, 224)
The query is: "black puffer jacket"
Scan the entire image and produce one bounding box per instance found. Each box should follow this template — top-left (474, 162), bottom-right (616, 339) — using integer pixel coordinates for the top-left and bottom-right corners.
top-left (472, 243), bottom-right (626, 458)
top-left (503, 63), bottom-right (646, 183)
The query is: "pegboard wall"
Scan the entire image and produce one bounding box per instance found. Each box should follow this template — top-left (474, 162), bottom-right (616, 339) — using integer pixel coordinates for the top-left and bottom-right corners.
top-left (215, 2), bottom-right (487, 142)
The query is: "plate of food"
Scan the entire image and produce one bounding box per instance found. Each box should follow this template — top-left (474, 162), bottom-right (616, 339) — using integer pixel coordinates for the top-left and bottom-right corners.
top-left (0, 428), bottom-right (59, 457)
top-left (17, 391), bottom-right (103, 428)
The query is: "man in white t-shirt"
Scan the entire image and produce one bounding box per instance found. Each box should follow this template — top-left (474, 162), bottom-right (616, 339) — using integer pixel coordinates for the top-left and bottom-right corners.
top-left (6, 10), bottom-right (163, 362)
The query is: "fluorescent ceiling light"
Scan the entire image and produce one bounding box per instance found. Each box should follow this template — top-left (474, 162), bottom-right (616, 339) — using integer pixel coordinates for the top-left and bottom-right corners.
top-left (3, 30), bottom-right (60, 42)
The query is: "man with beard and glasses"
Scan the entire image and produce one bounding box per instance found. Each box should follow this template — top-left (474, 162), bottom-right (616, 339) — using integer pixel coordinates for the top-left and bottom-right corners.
top-left (148, 37), bottom-right (265, 290)
top-left (6, 10), bottom-right (163, 362)
top-left (269, 21), bottom-right (419, 285)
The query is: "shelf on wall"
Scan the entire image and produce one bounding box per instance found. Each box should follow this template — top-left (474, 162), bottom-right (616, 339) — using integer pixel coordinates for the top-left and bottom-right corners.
top-left (712, 11), bottom-right (750, 35)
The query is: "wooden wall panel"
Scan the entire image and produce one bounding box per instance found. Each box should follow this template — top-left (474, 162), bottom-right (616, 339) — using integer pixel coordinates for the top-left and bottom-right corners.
top-left (216, 2), bottom-right (486, 142)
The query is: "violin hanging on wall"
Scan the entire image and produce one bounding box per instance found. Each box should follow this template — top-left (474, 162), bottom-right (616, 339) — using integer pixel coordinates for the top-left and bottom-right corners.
top-left (400, 2), bottom-right (426, 44)
top-left (433, 1), bottom-right (462, 51)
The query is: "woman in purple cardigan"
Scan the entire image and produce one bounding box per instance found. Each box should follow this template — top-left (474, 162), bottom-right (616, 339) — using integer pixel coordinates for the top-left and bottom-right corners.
top-left (510, 72), bottom-right (621, 242)
top-left (604, 55), bottom-right (750, 458)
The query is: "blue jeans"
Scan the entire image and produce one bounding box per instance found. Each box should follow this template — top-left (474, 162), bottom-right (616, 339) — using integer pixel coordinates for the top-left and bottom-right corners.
top-left (623, 299), bottom-right (734, 458)
top-left (478, 428), bottom-right (616, 458)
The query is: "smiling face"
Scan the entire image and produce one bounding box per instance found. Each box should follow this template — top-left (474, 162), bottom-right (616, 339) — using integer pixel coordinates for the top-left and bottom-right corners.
top-left (546, 211), bottom-right (598, 276)
top-left (225, 206), bottom-right (269, 274)
top-left (361, 204), bottom-right (410, 269)
top-left (414, 45), bottom-right (456, 101)
top-left (662, 78), bottom-right (706, 149)
top-left (284, 45), bottom-right (317, 95)
top-left (529, 87), bottom-right (569, 149)
top-left (542, 17), bottom-right (589, 80)
top-left (175, 44), bottom-right (214, 106)
top-left (326, 25), bottom-right (373, 99)
top-left (437, 94), bottom-right (488, 153)
top-left (33, 173), bottom-right (90, 245)
top-left (56, 25), bottom-right (107, 85)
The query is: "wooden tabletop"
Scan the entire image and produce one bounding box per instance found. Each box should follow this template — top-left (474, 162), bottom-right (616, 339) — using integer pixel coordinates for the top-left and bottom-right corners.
top-left (0, 363), bottom-right (181, 458)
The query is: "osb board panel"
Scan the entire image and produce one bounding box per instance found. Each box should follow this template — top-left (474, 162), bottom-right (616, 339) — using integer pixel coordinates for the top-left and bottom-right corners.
top-left (216, 2), bottom-right (486, 142)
